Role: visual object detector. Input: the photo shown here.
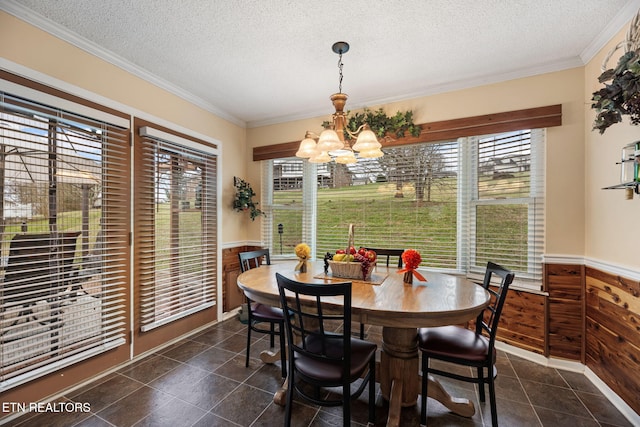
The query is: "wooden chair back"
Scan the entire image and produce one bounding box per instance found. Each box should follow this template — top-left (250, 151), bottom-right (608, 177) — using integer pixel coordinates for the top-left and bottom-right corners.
top-left (238, 249), bottom-right (271, 273)
top-left (2, 231), bottom-right (80, 306)
top-left (365, 247), bottom-right (404, 268)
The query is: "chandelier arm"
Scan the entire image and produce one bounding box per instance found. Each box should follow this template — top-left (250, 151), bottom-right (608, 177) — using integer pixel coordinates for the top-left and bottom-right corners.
top-left (344, 123), bottom-right (367, 139)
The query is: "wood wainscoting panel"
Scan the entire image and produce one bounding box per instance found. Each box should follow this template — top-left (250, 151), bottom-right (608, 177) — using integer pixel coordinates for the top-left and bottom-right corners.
top-left (497, 289), bottom-right (546, 354)
top-left (222, 245), bottom-right (263, 312)
top-left (585, 267), bottom-right (640, 414)
top-left (546, 264), bottom-right (584, 361)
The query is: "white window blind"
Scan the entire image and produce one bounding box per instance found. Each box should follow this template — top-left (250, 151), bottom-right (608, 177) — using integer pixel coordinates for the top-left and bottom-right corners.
top-left (263, 129), bottom-right (545, 288)
top-left (262, 158), bottom-right (315, 258)
top-left (312, 143), bottom-right (459, 267)
top-left (262, 143), bottom-right (459, 268)
top-left (138, 128), bottom-right (217, 331)
top-left (463, 129), bottom-right (545, 286)
top-left (0, 90), bottom-right (128, 391)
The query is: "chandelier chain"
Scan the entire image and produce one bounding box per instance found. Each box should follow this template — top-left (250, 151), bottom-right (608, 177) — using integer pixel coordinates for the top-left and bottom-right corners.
top-left (337, 52), bottom-right (344, 94)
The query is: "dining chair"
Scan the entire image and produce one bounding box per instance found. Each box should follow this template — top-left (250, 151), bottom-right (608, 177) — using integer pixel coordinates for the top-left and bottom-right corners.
top-left (1, 232), bottom-right (81, 348)
top-left (2, 232), bottom-right (81, 307)
top-left (365, 247), bottom-right (404, 268)
top-left (238, 249), bottom-right (286, 378)
top-left (417, 261), bottom-right (514, 427)
top-left (275, 272), bottom-right (377, 427)
top-left (359, 247), bottom-right (404, 338)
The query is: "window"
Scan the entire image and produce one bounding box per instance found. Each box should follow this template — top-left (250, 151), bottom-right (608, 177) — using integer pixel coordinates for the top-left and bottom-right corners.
top-left (461, 129), bottom-right (545, 287)
top-left (137, 126), bottom-right (218, 331)
top-left (0, 87), bottom-right (129, 390)
top-left (262, 129), bottom-right (544, 288)
top-left (262, 158), bottom-right (315, 257)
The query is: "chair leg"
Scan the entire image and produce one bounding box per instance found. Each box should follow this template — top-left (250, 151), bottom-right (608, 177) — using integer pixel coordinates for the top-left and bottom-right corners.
top-left (488, 374), bottom-right (498, 427)
top-left (420, 355), bottom-right (428, 426)
top-left (284, 368), bottom-right (294, 427)
top-left (368, 356), bottom-right (376, 425)
top-left (477, 366), bottom-right (486, 402)
top-left (245, 322), bottom-right (252, 368)
top-left (279, 321), bottom-right (286, 378)
top-left (343, 382), bottom-right (351, 427)
top-left (270, 322), bottom-right (275, 347)
top-left (360, 323), bottom-right (365, 339)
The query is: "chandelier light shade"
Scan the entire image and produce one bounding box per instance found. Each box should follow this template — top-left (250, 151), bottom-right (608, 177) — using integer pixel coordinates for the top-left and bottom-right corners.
top-left (351, 124), bottom-right (381, 151)
top-left (357, 147), bottom-right (384, 158)
top-left (295, 132), bottom-right (319, 158)
top-left (334, 150), bottom-right (357, 164)
top-left (309, 151), bottom-right (331, 163)
top-left (296, 41), bottom-right (382, 164)
top-left (316, 129), bottom-right (343, 152)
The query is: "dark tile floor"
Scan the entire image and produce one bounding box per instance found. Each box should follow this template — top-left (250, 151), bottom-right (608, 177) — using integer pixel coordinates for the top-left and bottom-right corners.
top-left (4, 317), bottom-right (634, 427)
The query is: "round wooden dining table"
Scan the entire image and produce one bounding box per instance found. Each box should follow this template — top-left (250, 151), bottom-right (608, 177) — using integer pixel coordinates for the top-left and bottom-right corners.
top-left (237, 260), bottom-right (490, 427)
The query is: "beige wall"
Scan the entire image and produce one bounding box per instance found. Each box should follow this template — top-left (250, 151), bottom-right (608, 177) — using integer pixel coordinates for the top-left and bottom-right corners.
top-left (0, 11), bottom-right (248, 244)
top-left (248, 68), bottom-right (587, 258)
top-left (585, 25), bottom-right (640, 270)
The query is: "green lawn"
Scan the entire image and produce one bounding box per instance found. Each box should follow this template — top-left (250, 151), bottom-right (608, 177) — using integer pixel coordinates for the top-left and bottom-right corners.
top-left (272, 176), bottom-right (530, 272)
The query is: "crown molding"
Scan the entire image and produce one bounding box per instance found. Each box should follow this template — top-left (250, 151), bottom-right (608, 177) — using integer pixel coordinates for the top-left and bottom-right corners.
top-left (580, 0), bottom-right (640, 64)
top-left (1, 0), bottom-right (246, 128)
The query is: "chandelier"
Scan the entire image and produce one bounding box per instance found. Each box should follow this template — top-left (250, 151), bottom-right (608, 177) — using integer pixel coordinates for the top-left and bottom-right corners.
top-left (295, 41), bottom-right (383, 164)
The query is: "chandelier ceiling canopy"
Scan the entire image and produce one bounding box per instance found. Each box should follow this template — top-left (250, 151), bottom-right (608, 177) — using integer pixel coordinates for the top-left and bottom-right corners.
top-left (295, 41), bottom-right (382, 164)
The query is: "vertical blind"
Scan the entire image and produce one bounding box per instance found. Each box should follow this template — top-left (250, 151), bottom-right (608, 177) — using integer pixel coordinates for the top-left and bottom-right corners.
top-left (0, 90), bottom-right (129, 390)
top-left (138, 127), bottom-right (217, 331)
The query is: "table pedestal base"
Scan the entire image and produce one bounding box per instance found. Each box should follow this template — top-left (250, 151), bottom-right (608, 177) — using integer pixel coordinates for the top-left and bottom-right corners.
top-left (380, 327), bottom-right (420, 426)
top-left (259, 349), bottom-right (280, 364)
top-left (379, 327), bottom-right (475, 427)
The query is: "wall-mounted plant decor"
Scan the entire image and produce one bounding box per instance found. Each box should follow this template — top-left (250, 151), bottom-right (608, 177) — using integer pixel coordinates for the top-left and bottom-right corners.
top-left (591, 10), bottom-right (640, 134)
top-left (233, 177), bottom-right (264, 221)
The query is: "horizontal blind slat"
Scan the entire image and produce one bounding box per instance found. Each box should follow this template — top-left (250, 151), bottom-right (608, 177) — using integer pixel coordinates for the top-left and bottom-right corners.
top-left (1, 87), bottom-right (128, 390)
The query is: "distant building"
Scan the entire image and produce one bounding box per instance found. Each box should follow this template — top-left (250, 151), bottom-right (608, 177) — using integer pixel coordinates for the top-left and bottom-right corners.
top-left (480, 154), bottom-right (530, 178)
top-left (273, 159), bottom-right (333, 189)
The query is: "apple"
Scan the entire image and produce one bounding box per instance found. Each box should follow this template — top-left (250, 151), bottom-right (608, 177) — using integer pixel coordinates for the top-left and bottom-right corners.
top-left (348, 246), bottom-right (357, 255)
top-left (344, 254), bottom-right (354, 262)
top-left (365, 250), bottom-right (377, 262)
top-left (357, 247), bottom-right (367, 257)
top-left (335, 249), bottom-right (346, 254)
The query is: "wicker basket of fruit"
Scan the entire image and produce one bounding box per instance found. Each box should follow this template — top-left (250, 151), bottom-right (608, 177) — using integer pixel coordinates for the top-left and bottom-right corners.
top-left (327, 224), bottom-right (377, 281)
top-left (328, 258), bottom-right (375, 280)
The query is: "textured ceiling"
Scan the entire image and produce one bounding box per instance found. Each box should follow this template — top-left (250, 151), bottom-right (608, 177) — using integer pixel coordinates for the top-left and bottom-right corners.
top-left (3, 0), bottom-right (640, 128)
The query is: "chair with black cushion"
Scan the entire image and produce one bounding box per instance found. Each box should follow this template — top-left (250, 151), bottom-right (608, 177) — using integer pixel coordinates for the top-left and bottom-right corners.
top-left (238, 249), bottom-right (286, 378)
top-left (276, 272), bottom-right (377, 427)
top-left (358, 247), bottom-right (404, 338)
top-left (418, 261), bottom-right (514, 427)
